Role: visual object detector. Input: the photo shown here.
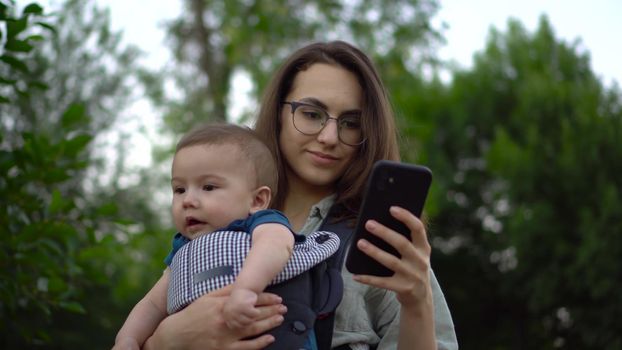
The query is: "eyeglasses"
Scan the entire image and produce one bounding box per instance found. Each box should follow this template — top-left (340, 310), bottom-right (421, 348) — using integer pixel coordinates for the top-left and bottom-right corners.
top-left (282, 101), bottom-right (366, 146)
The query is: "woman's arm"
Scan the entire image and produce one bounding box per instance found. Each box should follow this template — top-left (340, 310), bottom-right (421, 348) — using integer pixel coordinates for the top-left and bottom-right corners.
top-left (351, 206), bottom-right (437, 350)
top-left (143, 285), bottom-right (287, 350)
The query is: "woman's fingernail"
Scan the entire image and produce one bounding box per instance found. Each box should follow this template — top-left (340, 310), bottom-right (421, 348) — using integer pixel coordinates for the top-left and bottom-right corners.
top-left (358, 239), bottom-right (369, 248)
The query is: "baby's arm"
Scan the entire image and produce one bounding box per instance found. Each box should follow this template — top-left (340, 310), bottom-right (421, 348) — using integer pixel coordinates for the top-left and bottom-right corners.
top-left (113, 269), bottom-right (170, 349)
top-left (223, 223), bottom-right (294, 329)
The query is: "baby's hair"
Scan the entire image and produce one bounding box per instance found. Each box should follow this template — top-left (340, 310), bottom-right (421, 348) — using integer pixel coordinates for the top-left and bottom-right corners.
top-left (176, 123), bottom-right (278, 197)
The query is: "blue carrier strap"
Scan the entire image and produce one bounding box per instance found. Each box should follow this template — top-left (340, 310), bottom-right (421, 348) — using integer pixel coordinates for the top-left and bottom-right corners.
top-left (314, 206), bottom-right (356, 350)
top-left (263, 268), bottom-right (322, 349)
top-left (261, 205), bottom-right (354, 350)
top-left (262, 231), bottom-right (345, 350)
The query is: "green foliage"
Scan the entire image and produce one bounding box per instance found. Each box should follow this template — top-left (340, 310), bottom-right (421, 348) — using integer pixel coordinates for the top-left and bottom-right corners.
top-left (4, 0), bottom-right (141, 138)
top-left (406, 16), bottom-right (622, 349)
top-left (1, 113), bottom-right (94, 344)
top-left (0, 0), bottom-right (51, 105)
top-left (157, 0), bottom-right (442, 138)
top-left (1, 1), bottom-right (169, 348)
top-left (1, 2), bottom-right (102, 346)
top-left (4, 1), bottom-right (620, 348)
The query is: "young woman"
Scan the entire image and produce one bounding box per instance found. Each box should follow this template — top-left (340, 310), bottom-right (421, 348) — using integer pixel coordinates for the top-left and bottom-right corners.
top-left (144, 41), bottom-right (457, 350)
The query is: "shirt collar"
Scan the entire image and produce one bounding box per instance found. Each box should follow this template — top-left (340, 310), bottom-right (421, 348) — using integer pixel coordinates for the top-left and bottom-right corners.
top-left (298, 194), bottom-right (336, 235)
top-left (311, 194), bottom-right (336, 221)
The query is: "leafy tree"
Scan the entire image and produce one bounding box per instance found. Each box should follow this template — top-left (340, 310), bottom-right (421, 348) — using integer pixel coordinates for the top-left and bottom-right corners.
top-left (7, 0), bottom-right (140, 155)
top-left (1, 1), bottom-right (169, 348)
top-left (155, 0), bottom-right (443, 138)
top-left (405, 16), bottom-right (622, 349)
top-left (1, 1), bottom-right (110, 346)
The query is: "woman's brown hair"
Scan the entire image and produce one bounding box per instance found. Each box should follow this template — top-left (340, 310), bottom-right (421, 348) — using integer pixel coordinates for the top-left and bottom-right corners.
top-left (254, 41), bottom-right (400, 215)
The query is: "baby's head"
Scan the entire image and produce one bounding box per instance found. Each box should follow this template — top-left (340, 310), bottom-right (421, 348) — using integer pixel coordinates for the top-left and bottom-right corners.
top-left (171, 123), bottom-right (278, 238)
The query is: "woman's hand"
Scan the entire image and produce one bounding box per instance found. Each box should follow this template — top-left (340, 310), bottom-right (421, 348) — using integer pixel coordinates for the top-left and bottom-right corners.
top-left (351, 206), bottom-right (432, 308)
top-left (143, 285), bottom-right (286, 350)
top-left (352, 206), bottom-right (437, 349)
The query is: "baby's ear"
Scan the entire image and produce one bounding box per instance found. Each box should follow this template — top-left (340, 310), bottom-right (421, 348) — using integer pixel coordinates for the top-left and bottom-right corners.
top-left (249, 186), bottom-right (271, 213)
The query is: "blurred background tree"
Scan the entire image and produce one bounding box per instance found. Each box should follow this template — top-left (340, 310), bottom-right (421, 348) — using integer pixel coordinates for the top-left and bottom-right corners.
top-left (155, 0), bottom-right (442, 137)
top-left (1, 0), bottom-right (169, 347)
top-left (2, 0), bottom-right (621, 349)
top-left (402, 17), bottom-right (622, 349)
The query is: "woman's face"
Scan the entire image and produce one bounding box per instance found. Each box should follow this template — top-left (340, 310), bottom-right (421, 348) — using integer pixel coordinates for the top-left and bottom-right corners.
top-left (279, 63), bottom-right (363, 194)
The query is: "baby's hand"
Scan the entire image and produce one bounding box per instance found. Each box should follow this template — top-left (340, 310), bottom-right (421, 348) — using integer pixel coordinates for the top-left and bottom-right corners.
top-left (223, 288), bottom-right (260, 329)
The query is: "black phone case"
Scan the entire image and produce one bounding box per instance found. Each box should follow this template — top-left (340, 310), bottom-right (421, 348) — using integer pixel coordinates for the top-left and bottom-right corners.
top-left (345, 160), bottom-right (432, 277)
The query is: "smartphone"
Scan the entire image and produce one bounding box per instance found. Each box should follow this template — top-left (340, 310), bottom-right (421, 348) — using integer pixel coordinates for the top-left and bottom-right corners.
top-left (345, 160), bottom-right (432, 277)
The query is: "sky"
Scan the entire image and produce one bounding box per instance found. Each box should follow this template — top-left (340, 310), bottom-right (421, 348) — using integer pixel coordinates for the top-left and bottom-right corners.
top-left (436, 0), bottom-right (621, 87)
top-left (34, 0), bottom-right (622, 172)
top-left (101, 0), bottom-right (622, 86)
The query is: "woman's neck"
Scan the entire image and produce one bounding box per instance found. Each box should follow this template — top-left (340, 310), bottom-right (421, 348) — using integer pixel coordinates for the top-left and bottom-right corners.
top-left (283, 172), bottom-right (334, 231)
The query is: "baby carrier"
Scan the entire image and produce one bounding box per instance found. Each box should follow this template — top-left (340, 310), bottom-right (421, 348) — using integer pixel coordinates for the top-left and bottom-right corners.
top-left (166, 207), bottom-right (354, 349)
top-left (265, 207), bottom-right (355, 350)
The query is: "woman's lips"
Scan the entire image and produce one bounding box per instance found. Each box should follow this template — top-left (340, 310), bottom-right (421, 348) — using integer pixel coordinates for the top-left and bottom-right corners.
top-left (308, 150), bottom-right (338, 166)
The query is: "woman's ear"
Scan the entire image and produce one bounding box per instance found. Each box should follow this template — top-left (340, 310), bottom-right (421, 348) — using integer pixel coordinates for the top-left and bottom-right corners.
top-left (249, 186), bottom-right (272, 213)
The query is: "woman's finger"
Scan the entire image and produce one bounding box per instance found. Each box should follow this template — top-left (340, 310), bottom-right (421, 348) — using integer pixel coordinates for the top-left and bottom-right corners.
top-left (363, 207), bottom-right (429, 257)
top-left (230, 334), bottom-right (276, 350)
top-left (239, 313), bottom-right (284, 339)
top-left (255, 292), bottom-right (282, 306)
top-left (356, 236), bottom-right (403, 273)
top-left (253, 303), bottom-right (287, 321)
top-left (363, 217), bottom-right (415, 260)
top-left (389, 206), bottom-right (429, 250)
top-left (352, 272), bottom-right (393, 290)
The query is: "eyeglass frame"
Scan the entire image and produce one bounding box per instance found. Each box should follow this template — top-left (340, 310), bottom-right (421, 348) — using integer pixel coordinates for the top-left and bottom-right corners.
top-left (282, 100), bottom-right (366, 146)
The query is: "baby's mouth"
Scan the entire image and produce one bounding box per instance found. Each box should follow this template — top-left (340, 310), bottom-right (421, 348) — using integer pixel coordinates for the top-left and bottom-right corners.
top-left (185, 217), bottom-right (205, 227)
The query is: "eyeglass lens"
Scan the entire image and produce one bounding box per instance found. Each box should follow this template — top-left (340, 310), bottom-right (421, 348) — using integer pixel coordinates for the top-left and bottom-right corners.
top-left (292, 104), bottom-right (363, 146)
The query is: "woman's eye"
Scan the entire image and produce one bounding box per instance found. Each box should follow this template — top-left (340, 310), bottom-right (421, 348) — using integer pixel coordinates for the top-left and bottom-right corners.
top-left (203, 185), bottom-right (216, 191)
top-left (301, 108), bottom-right (324, 120)
top-left (340, 116), bottom-right (361, 129)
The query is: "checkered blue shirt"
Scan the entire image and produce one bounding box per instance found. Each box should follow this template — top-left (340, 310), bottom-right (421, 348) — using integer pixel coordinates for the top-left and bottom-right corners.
top-left (166, 211), bottom-right (339, 314)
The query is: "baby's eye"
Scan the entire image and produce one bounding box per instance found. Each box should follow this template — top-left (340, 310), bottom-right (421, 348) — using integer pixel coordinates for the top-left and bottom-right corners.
top-left (173, 187), bottom-right (185, 194)
top-left (203, 184), bottom-right (216, 191)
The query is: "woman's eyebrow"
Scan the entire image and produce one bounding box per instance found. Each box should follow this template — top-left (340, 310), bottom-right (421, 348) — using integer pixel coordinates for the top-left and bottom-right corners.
top-left (298, 97), bottom-right (362, 115)
top-left (298, 97), bottom-right (327, 109)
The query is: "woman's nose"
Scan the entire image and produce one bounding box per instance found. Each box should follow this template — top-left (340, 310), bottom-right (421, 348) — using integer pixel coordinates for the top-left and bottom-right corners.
top-left (316, 118), bottom-right (340, 145)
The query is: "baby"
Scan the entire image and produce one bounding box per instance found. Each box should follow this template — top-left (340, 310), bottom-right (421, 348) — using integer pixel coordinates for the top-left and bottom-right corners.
top-left (113, 123), bottom-right (339, 349)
